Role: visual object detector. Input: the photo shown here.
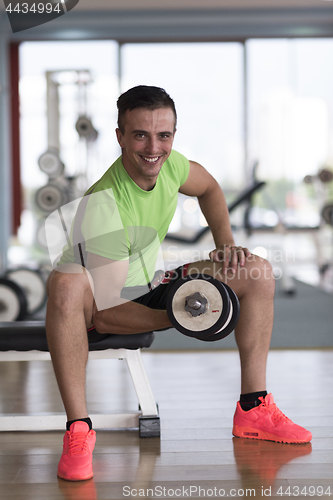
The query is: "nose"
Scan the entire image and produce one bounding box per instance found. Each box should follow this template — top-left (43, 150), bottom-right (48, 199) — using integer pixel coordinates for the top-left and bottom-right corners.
top-left (145, 136), bottom-right (159, 154)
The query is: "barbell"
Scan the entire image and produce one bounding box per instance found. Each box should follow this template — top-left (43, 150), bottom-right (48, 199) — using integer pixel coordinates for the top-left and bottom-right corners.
top-left (166, 274), bottom-right (240, 342)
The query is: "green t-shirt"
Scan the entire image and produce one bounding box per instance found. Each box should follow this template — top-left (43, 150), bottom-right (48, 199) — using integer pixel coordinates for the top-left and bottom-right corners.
top-left (57, 149), bottom-right (190, 287)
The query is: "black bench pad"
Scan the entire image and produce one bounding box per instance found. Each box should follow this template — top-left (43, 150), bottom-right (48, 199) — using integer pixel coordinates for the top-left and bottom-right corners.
top-left (0, 321), bottom-right (155, 352)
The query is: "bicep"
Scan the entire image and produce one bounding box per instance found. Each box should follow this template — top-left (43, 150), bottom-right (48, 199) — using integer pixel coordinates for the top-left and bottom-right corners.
top-left (179, 160), bottom-right (217, 198)
top-left (87, 252), bottom-right (129, 311)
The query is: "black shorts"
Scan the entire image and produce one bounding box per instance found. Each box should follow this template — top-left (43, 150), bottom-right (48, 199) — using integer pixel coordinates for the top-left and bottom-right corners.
top-left (87, 264), bottom-right (190, 341)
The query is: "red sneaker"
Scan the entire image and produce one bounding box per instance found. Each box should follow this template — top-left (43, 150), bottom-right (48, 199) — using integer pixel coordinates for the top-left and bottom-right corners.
top-left (233, 393), bottom-right (312, 444)
top-left (57, 421), bottom-right (96, 481)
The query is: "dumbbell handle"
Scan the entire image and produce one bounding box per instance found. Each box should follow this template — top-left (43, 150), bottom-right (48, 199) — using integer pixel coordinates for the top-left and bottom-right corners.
top-left (186, 298), bottom-right (202, 310)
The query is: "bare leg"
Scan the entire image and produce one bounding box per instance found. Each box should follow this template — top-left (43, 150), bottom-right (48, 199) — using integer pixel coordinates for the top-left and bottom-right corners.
top-left (185, 255), bottom-right (275, 394)
top-left (46, 265), bottom-right (94, 422)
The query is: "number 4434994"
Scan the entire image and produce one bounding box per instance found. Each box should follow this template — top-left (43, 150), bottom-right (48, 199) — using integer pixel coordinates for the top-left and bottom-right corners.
top-left (276, 485), bottom-right (332, 496)
top-left (6, 3), bottom-right (62, 14)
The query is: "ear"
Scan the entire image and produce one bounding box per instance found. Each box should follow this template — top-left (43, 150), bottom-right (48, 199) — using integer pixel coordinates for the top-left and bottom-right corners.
top-left (115, 128), bottom-right (124, 148)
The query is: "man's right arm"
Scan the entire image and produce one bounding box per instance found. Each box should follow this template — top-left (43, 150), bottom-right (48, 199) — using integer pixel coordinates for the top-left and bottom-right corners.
top-left (87, 252), bottom-right (171, 335)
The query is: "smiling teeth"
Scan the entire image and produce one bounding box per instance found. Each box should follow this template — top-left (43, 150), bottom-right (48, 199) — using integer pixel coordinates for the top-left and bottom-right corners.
top-left (142, 156), bottom-right (159, 162)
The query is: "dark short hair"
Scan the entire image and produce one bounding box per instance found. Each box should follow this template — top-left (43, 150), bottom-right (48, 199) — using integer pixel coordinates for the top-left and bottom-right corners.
top-left (117, 85), bottom-right (177, 133)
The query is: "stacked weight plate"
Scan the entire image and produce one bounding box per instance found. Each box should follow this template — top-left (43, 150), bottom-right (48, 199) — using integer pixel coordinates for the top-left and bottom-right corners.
top-left (166, 274), bottom-right (240, 342)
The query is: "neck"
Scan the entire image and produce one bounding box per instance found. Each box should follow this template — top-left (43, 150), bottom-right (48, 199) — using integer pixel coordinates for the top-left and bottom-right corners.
top-left (121, 154), bottom-right (158, 191)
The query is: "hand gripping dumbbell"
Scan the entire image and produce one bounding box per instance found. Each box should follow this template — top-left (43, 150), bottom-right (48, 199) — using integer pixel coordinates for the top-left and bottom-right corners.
top-left (166, 274), bottom-right (240, 342)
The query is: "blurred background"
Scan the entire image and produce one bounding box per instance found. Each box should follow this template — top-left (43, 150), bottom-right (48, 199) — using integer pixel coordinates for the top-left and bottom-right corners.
top-left (0, 0), bottom-right (332, 346)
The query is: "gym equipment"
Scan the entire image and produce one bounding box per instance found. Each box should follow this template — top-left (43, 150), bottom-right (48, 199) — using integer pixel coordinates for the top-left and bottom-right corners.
top-left (211, 282), bottom-right (240, 341)
top-left (38, 148), bottom-right (64, 178)
top-left (165, 170), bottom-right (266, 244)
top-left (33, 70), bottom-right (97, 254)
top-left (35, 183), bottom-right (68, 213)
top-left (0, 322), bottom-right (159, 437)
top-left (75, 115), bottom-right (98, 142)
top-left (5, 268), bottom-right (47, 316)
top-left (318, 168), bottom-right (333, 184)
top-left (302, 168), bottom-right (333, 290)
top-left (0, 278), bottom-right (27, 321)
top-left (166, 274), bottom-right (240, 342)
top-left (322, 203), bottom-right (333, 227)
top-left (303, 175), bottom-right (314, 184)
top-left (303, 168), bottom-right (333, 185)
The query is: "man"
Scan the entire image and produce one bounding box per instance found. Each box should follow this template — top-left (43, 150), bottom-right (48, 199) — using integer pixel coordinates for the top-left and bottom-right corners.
top-left (46, 85), bottom-right (312, 482)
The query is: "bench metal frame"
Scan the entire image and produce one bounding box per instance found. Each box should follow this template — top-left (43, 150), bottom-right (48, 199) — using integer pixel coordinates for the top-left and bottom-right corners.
top-left (0, 348), bottom-right (160, 436)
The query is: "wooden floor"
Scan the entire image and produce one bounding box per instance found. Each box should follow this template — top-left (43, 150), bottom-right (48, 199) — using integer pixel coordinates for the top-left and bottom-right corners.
top-left (0, 349), bottom-right (332, 500)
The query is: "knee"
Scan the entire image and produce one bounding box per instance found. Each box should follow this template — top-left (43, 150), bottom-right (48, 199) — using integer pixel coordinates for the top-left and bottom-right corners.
top-left (244, 255), bottom-right (275, 297)
top-left (47, 266), bottom-right (93, 314)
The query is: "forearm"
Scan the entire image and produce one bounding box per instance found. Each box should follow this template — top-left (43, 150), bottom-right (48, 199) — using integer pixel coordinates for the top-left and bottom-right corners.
top-left (198, 181), bottom-right (235, 247)
top-left (93, 300), bottom-right (172, 334)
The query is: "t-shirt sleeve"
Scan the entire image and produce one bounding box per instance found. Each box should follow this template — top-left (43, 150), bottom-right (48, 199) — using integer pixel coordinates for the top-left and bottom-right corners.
top-left (170, 150), bottom-right (190, 186)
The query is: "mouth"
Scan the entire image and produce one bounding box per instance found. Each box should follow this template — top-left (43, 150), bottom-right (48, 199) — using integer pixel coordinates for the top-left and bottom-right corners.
top-left (139, 155), bottom-right (163, 164)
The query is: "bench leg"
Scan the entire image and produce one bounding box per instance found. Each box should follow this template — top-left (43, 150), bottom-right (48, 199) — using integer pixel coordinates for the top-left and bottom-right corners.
top-left (125, 349), bottom-right (160, 438)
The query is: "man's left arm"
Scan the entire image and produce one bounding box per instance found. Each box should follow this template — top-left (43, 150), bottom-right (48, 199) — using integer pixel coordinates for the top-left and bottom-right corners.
top-left (179, 160), bottom-right (251, 274)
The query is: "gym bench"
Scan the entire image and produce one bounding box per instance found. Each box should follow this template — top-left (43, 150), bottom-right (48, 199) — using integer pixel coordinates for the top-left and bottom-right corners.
top-left (0, 321), bottom-right (160, 437)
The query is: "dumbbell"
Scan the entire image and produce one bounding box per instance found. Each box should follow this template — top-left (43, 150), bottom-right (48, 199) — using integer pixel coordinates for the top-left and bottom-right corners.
top-left (166, 274), bottom-right (240, 342)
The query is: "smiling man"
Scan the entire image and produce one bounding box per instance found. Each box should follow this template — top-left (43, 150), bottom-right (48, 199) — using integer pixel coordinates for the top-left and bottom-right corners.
top-left (116, 106), bottom-right (176, 189)
top-left (46, 85), bottom-right (312, 482)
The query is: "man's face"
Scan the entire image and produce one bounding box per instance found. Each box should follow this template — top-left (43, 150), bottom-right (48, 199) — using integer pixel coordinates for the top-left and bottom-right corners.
top-left (116, 107), bottom-right (176, 191)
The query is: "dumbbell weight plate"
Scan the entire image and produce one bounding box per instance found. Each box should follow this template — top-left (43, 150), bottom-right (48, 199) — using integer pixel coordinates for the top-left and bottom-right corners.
top-left (303, 175), bottom-right (314, 184)
top-left (203, 283), bottom-right (240, 342)
top-left (318, 168), bottom-right (333, 183)
top-left (322, 203), bottom-right (333, 227)
top-left (0, 278), bottom-right (27, 321)
top-left (6, 268), bottom-right (47, 316)
top-left (75, 116), bottom-right (98, 141)
top-left (38, 150), bottom-right (64, 178)
top-left (35, 184), bottom-right (66, 213)
top-left (166, 274), bottom-right (230, 339)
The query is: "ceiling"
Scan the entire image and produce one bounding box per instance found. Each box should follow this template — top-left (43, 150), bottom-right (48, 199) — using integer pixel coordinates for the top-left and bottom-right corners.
top-left (1, 0), bottom-right (333, 40)
top-left (65, 0), bottom-right (333, 9)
